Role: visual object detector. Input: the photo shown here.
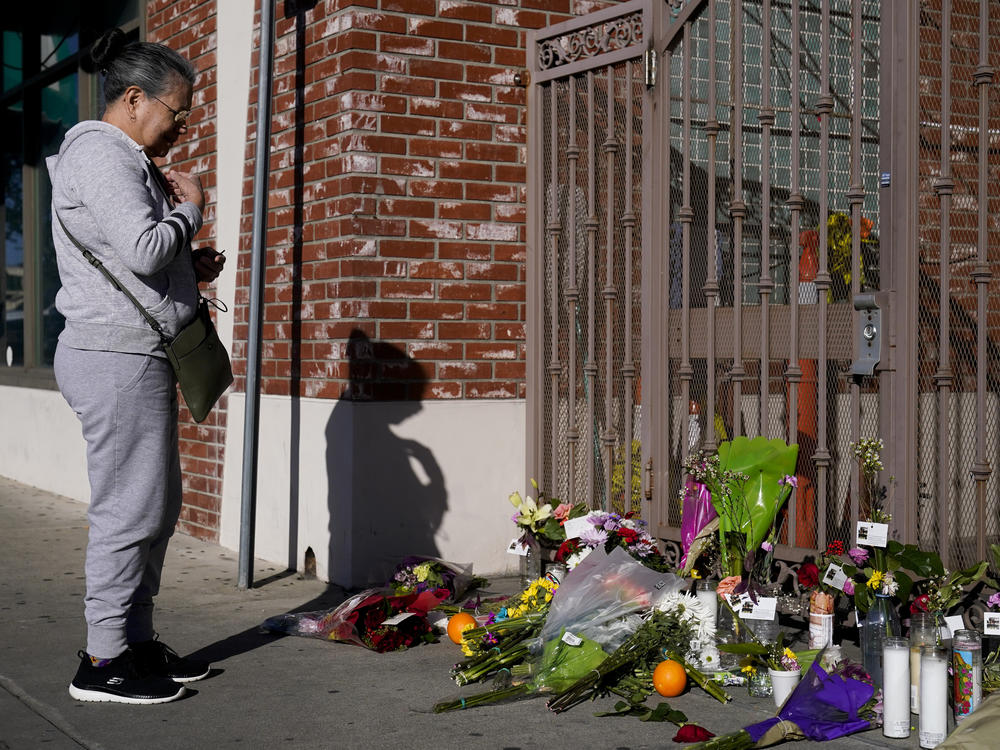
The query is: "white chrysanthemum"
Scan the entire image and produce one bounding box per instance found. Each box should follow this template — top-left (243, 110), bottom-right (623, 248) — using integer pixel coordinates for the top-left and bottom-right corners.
top-left (565, 546), bottom-right (594, 570)
top-left (695, 643), bottom-right (720, 670)
top-left (654, 591), bottom-right (717, 660)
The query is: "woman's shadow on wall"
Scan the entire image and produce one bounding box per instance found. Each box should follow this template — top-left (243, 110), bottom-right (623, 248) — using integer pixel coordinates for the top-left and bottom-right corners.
top-left (325, 329), bottom-right (447, 587)
top-left (186, 330), bottom-right (446, 666)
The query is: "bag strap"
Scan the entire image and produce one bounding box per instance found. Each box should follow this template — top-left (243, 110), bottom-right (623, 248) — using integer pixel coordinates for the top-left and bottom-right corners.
top-left (55, 211), bottom-right (171, 344)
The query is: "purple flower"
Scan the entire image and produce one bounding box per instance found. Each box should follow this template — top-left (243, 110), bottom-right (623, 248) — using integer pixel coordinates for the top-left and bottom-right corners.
top-left (779, 474), bottom-right (799, 488)
top-left (602, 515), bottom-right (622, 532)
top-left (843, 579), bottom-right (855, 596)
top-left (847, 547), bottom-right (869, 565)
top-left (580, 527), bottom-right (609, 547)
top-left (761, 541), bottom-right (774, 552)
top-left (988, 592), bottom-right (1000, 609)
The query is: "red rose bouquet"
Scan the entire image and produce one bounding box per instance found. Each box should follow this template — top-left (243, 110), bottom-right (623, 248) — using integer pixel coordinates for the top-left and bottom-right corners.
top-left (261, 587), bottom-right (448, 653)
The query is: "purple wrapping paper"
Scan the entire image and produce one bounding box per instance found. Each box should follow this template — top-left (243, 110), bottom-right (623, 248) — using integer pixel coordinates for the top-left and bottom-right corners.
top-left (680, 479), bottom-right (717, 568)
top-left (745, 662), bottom-right (875, 743)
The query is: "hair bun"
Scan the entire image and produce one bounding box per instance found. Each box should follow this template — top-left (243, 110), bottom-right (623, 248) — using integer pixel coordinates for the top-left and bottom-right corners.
top-left (89, 27), bottom-right (127, 72)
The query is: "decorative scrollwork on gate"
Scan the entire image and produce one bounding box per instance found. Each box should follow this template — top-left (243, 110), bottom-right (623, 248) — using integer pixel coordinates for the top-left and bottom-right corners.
top-left (537, 12), bottom-right (644, 71)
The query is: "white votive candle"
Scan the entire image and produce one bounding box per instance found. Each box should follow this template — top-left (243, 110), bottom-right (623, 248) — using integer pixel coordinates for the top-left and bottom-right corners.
top-left (919, 646), bottom-right (949, 749)
top-left (882, 637), bottom-right (910, 738)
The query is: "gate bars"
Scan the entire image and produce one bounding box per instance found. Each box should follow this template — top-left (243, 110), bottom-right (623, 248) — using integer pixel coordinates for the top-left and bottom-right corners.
top-left (913, 0), bottom-right (1000, 568)
top-left (654, 0), bottom-right (881, 557)
top-left (527, 0), bottom-right (652, 515)
top-left (528, 0), bottom-right (1000, 565)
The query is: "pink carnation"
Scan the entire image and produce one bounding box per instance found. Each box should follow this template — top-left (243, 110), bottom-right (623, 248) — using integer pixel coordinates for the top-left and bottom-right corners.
top-left (847, 547), bottom-right (869, 565)
top-left (553, 503), bottom-right (573, 523)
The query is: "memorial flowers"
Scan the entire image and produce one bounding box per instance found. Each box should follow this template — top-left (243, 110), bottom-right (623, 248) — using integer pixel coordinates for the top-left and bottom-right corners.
top-left (260, 587), bottom-right (447, 653)
top-left (389, 556), bottom-right (487, 604)
top-left (680, 437), bottom-right (798, 600)
top-left (553, 511), bottom-right (670, 571)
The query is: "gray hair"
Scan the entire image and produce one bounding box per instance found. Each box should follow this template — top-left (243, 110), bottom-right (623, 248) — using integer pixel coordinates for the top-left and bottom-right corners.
top-left (90, 27), bottom-right (195, 104)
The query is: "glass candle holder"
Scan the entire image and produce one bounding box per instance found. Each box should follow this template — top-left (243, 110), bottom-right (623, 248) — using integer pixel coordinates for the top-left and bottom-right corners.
top-left (747, 667), bottom-right (772, 698)
top-left (910, 611), bottom-right (939, 714)
top-left (808, 590), bottom-right (835, 649)
top-left (952, 629), bottom-right (982, 723)
top-left (694, 579), bottom-right (717, 628)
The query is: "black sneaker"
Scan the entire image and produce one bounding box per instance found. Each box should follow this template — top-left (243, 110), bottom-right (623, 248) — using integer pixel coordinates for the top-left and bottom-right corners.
top-left (130, 638), bottom-right (210, 683)
top-left (69, 650), bottom-right (186, 704)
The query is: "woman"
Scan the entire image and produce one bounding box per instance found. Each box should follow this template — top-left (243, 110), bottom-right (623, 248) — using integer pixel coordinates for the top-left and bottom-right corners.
top-left (48, 28), bottom-right (225, 704)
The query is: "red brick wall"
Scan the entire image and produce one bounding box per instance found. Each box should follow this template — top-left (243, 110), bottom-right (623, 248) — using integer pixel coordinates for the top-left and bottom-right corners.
top-left (148, 0), bottom-right (620, 540)
top-left (148, 0), bottom-right (226, 541)
top-left (230, 0), bottom-right (616, 402)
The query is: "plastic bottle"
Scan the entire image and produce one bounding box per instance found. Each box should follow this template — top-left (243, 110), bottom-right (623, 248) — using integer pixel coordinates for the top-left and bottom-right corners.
top-left (860, 593), bottom-right (900, 688)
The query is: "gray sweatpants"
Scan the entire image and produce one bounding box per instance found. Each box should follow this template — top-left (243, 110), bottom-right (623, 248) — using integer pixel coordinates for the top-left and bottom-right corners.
top-left (54, 343), bottom-right (182, 659)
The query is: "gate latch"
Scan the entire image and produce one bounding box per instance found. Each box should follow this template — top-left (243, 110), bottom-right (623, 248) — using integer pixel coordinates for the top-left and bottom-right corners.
top-left (849, 292), bottom-right (889, 381)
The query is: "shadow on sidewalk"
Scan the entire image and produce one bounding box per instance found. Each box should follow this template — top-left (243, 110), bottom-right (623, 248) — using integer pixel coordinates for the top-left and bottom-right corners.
top-left (185, 584), bottom-right (351, 665)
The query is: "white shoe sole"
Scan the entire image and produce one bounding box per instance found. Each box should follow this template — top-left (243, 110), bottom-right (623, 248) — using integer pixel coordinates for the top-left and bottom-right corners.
top-left (170, 668), bottom-right (210, 684)
top-left (68, 683), bottom-right (186, 704)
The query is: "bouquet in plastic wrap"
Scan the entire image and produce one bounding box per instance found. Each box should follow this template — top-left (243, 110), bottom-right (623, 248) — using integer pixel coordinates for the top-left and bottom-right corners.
top-left (261, 587), bottom-right (447, 653)
top-left (540, 545), bottom-right (685, 652)
top-left (388, 555), bottom-right (487, 605)
top-left (434, 547), bottom-right (732, 713)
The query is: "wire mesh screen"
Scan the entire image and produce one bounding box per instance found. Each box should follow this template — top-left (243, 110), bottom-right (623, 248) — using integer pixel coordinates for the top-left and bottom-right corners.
top-left (915, 1), bottom-right (1000, 567)
top-left (539, 60), bottom-right (646, 516)
top-left (664, 0), bottom-right (881, 554)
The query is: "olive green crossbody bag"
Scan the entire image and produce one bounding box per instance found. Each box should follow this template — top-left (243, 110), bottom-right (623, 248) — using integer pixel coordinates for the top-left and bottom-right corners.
top-left (56, 213), bottom-right (233, 423)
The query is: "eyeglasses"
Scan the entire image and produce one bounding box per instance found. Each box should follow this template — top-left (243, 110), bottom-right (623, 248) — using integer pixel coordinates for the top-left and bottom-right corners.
top-left (149, 94), bottom-right (192, 125)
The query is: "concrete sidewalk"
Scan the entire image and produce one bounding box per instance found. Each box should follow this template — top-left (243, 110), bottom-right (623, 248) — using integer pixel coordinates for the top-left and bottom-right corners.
top-left (0, 476), bottom-right (928, 749)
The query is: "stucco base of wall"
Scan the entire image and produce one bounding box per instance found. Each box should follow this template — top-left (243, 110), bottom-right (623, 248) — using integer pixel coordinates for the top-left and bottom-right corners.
top-left (0, 385), bottom-right (89, 501)
top-left (219, 394), bottom-right (526, 587)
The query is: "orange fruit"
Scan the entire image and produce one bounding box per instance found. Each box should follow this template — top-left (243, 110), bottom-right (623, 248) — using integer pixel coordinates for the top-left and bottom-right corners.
top-left (447, 612), bottom-right (477, 644)
top-left (652, 659), bottom-right (687, 697)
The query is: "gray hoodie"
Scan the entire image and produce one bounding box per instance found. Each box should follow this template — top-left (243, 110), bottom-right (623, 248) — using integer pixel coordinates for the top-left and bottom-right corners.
top-left (47, 120), bottom-right (204, 355)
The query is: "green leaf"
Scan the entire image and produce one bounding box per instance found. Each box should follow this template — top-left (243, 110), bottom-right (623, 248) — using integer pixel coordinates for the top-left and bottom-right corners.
top-left (642, 703), bottom-right (687, 724)
top-left (956, 561), bottom-right (989, 586)
top-left (718, 642), bottom-right (769, 655)
top-left (895, 546), bottom-right (943, 577)
top-left (715, 437), bottom-right (799, 550)
top-left (540, 516), bottom-right (567, 543)
top-left (595, 701), bottom-right (687, 725)
top-left (594, 701), bottom-right (641, 718)
top-left (895, 571), bottom-right (913, 603)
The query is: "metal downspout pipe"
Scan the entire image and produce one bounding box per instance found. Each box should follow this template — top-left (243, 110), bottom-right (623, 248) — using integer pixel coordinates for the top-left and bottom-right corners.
top-left (238, 0), bottom-right (276, 590)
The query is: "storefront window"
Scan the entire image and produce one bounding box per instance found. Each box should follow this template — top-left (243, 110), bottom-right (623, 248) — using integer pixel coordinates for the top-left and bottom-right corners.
top-left (1, 5), bottom-right (139, 375)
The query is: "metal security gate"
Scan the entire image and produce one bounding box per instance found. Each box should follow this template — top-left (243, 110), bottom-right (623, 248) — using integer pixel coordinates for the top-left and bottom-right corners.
top-left (906, 0), bottom-right (1000, 569)
top-left (528, 0), bottom-right (1000, 567)
top-left (526, 1), bottom-right (651, 516)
